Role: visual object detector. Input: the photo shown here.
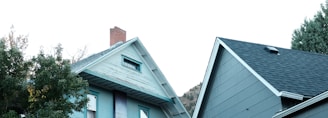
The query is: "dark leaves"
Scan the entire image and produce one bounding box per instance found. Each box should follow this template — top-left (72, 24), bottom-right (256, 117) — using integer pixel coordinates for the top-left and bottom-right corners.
top-left (292, 1), bottom-right (328, 55)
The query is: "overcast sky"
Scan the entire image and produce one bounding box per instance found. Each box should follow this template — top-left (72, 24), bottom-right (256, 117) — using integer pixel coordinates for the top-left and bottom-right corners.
top-left (0, 0), bottom-right (326, 96)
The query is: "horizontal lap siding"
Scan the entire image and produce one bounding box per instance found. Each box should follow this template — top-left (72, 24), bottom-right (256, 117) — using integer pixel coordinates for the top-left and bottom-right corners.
top-left (89, 46), bottom-right (167, 98)
top-left (199, 48), bottom-right (281, 118)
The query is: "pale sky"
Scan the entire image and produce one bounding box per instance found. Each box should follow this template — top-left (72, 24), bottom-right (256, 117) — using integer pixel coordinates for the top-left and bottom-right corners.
top-left (0, 0), bottom-right (326, 96)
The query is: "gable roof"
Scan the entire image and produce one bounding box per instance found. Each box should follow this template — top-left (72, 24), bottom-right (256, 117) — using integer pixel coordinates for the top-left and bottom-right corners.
top-left (72, 37), bottom-right (190, 118)
top-left (193, 37), bottom-right (328, 118)
top-left (219, 37), bottom-right (328, 97)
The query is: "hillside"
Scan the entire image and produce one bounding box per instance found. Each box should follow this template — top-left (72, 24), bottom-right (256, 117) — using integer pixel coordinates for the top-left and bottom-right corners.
top-left (179, 82), bottom-right (202, 116)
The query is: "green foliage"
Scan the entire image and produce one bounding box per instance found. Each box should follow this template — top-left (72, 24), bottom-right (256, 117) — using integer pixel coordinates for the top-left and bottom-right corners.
top-left (292, 1), bottom-right (328, 54)
top-left (0, 27), bottom-right (89, 117)
top-left (1, 110), bottom-right (19, 118)
top-left (25, 104), bottom-right (67, 118)
top-left (27, 44), bottom-right (89, 117)
top-left (0, 37), bottom-right (31, 115)
top-left (2, 25), bottom-right (28, 52)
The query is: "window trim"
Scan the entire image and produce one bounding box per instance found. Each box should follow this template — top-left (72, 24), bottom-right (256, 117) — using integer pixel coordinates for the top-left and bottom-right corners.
top-left (139, 105), bottom-right (150, 118)
top-left (121, 55), bottom-right (142, 72)
top-left (85, 90), bottom-right (99, 118)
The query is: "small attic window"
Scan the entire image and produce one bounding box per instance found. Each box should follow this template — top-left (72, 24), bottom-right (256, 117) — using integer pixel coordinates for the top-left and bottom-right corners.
top-left (122, 55), bottom-right (141, 72)
top-left (265, 46), bottom-right (280, 55)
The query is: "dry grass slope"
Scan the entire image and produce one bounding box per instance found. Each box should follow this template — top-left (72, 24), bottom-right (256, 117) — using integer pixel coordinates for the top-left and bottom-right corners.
top-left (179, 82), bottom-right (202, 116)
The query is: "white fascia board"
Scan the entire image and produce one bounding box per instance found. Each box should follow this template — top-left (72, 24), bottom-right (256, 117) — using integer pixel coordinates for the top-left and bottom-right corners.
top-left (279, 91), bottom-right (304, 100)
top-left (134, 39), bottom-right (191, 118)
top-left (133, 39), bottom-right (169, 94)
top-left (217, 38), bottom-right (305, 101)
top-left (273, 91), bottom-right (328, 118)
top-left (216, 37), bottom-right (281, 96)
top-left (192, 39), bottom-right (221, 118)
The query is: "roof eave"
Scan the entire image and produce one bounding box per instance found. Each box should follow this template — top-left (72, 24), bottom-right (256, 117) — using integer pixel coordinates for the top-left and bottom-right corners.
top-left (73, 37), bottom-right (190, 117)
top-left (273, 91), bottom-right (328, 118)
top-left (82, 69), bottom-right (172, 104)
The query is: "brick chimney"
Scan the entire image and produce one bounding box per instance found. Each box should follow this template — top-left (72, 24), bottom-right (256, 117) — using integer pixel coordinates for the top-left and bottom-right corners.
top-left (110, 26), bottom-right (126, 46)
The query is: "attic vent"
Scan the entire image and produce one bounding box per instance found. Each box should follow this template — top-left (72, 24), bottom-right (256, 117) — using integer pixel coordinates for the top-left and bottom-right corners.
top-left (122, 55), bottom-right (142, 72)
top-left (265, 46), bottom-right (279, 55)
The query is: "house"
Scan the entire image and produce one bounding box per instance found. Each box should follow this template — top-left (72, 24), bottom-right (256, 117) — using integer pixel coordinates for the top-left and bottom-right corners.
top-left (192, 37), bottom-right (328, 118)
top-left (70, 27), bottom-right (190, 118)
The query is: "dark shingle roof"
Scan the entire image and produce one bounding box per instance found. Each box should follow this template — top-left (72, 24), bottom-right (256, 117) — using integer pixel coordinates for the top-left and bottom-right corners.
top-left (219, 37), bottom-right (328, 97)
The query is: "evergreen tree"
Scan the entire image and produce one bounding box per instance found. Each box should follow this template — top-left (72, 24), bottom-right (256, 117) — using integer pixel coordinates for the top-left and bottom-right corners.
top-left (292, 1), bottom-right (328, 54)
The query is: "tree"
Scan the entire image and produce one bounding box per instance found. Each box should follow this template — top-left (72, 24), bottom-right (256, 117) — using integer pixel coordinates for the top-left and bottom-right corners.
top-left (26, 44), bottom-right (89, 117)
top-left (0, 27), bottom-right (89, 117)
top-left (2, 25), bottom-right (28, 52)
top-left (0, 27), bottom-right (31, 116)
top-left (292, 1), bottom-right (328, 54)
top-left (70, 45), bottom-right (88, 64)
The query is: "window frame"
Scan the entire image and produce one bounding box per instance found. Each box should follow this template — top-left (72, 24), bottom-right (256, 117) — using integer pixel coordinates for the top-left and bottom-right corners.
top-left (85, 91), bottom-right (99, 118)
top-left (121, 55), bottom-right (142, 72)
top-left (139, 105), bottom-right (150, 118)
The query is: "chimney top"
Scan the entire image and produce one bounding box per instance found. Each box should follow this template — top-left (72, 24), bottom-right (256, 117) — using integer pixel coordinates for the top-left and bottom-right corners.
top-left (110, 26), bottom-right (126, 46)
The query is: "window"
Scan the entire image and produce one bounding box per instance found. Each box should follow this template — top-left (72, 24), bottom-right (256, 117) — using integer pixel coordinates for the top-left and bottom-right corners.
top-left (87, 94), bottom-right (97, 118)
top-left (139, 106), bottom-right (149, 118)
top-left (122, 55), bottom-right (141, 72)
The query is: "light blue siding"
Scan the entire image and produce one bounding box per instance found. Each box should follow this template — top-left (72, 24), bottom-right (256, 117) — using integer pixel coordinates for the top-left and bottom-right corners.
top-left (71, 85), bottom-right (169, 118)
top-left (288, 100), bottom-right (328, 118)
top-left (198, 48), bottom-right (282, 118)
top-left (88, 45), bottom-right (168, 99)
top-left (72, 39), bottom-right (189, 118)
top-left (127, 97), bottom-right (167, 118)
top-left (70, 85), bottom-right (114, 118)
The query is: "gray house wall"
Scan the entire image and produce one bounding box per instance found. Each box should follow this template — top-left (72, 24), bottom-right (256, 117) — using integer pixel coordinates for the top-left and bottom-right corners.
top-left (198, 48), bottom-right (282, 118)
top-left (285, 99), bottom-right (328, 118)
